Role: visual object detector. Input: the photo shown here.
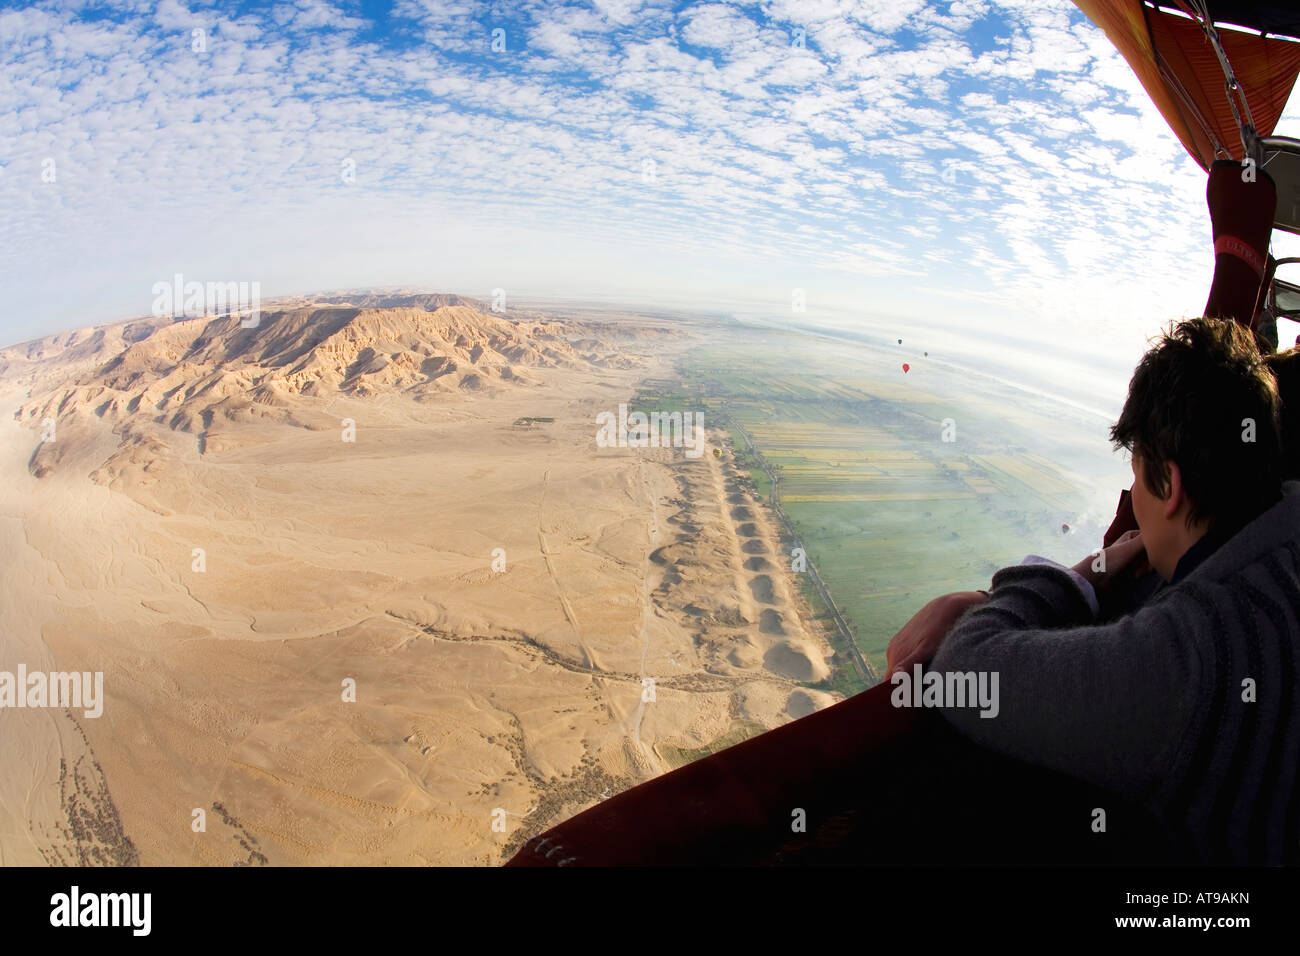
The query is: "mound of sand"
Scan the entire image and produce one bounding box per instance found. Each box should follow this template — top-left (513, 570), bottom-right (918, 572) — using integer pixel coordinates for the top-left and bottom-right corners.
top-left (0, 297), bottom-right (838, 866)
top-left (786, 688), bottom-right (838, 719)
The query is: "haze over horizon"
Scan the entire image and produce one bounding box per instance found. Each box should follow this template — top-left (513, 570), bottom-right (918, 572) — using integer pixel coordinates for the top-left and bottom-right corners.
top-left (7, 0), bottom-right (1300, 357)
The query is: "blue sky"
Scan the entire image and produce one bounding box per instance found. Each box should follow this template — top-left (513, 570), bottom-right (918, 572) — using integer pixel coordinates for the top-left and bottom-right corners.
top-left (3, 0), bottom-right (1299, 372)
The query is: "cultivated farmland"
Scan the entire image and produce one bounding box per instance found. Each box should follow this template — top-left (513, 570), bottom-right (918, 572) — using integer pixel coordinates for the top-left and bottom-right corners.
top-left (668, 328), bottom-right (1120, 681)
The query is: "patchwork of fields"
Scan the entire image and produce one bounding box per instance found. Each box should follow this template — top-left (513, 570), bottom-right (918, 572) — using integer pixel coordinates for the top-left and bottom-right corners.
top-left (664, 330), bottom-right (1112, 684)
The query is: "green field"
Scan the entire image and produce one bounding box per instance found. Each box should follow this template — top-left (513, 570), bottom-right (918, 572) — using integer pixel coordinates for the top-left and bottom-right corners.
top-left (674, 331), bottom-right (1096, 685)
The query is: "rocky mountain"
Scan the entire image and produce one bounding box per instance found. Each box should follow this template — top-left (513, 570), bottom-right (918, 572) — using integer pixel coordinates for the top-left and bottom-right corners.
top-left (16, 303), bottom-right (586, 423)
top-left (7, 300), bottom-right (660, 481)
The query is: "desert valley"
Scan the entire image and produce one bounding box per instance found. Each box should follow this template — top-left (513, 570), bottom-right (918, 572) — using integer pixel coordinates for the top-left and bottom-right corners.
top-left (0, 294), bottom-right (838, 866)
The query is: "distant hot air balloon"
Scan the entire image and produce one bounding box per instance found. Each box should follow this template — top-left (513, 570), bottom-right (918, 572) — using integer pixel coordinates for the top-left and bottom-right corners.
top-left (1062, 523), bottom-right (1070, 534)
top-left (924, 351), bottom-right (928, 357)
top-left (897, 338), bottom-right (903, 344)
top-left (902, 363), bottom-right (910, 373)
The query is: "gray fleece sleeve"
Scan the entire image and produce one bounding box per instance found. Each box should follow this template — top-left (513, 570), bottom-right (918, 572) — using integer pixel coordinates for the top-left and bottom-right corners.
top-left (928, 562), bottom-right (1202, 801)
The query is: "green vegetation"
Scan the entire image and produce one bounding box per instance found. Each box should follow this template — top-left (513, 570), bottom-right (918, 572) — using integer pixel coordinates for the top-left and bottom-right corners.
top-left (629, 383), bottom-right (708, 417)
top-left (725, 423), bottom-right (772, 501)
top-left (795, 573), bottom-right (866, 698)
top-left (675, 333), bottom-right (1090, 678)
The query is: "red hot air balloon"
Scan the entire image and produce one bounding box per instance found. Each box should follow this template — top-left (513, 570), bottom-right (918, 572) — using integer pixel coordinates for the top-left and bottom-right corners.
top-left (1073, 1), bottom-right (1300, 173)
top-left (902, 363), bottom-right (910, 373)
top-left (1062, 523), bottom-right (1070, 534)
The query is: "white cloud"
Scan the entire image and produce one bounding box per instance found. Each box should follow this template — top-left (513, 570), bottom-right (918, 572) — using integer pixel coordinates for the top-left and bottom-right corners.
top-left (0, 0), bottom-right (1263, 348)
top-left (154, 0), bottom-right (200, 31)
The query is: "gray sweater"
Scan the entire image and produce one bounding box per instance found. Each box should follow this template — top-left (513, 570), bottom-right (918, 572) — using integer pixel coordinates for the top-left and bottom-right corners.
top-left (930, 482), bottom-right (1300, 864)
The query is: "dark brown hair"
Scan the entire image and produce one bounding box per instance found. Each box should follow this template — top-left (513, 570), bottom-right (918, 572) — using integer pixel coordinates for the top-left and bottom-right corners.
top-left (1110, 317), bottom-right (1282, 533)
top-left (1265, 346), bottom-right (1300, 482)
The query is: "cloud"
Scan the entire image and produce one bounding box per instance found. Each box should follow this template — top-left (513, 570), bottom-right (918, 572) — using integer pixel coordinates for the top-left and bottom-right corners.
top-left (0, 0), bottom-right (1259, 347)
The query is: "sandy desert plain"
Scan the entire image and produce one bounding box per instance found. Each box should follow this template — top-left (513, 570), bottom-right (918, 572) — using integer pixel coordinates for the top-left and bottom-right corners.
top-left (0, 293), bottom-right (841, 866)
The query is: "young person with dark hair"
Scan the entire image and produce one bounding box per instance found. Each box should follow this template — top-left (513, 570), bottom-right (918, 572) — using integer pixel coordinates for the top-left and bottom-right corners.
top-left (891, 317), bottom-right (1300, 864)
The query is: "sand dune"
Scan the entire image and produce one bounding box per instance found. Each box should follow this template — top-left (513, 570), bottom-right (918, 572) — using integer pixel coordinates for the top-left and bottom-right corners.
top-left (0, 299), bottom-right (838, 865)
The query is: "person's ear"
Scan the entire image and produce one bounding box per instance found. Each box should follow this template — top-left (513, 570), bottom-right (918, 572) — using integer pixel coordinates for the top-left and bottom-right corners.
top-left (1163, 460), bottom-right (1184, 520)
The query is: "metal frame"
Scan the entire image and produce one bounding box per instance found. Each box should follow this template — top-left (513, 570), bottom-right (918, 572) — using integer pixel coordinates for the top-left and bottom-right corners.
top-left (1261, 137), bottom-right (1300, 236)
top-left (1270, 256), bottom-right (1300, 322)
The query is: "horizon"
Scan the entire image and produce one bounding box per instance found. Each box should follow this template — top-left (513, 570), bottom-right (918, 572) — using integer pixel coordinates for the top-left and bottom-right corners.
top-left (7, 0), bottom-right (1300, 356)
top-left (0, 282), bottom-right (1146, 426)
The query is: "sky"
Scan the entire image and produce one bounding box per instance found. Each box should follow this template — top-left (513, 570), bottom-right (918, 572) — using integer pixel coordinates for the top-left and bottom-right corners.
top-left (3, 0), bottom-right (1300, 385)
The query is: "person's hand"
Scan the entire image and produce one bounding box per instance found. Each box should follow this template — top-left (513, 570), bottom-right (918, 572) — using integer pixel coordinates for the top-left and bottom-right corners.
top-left (1071, 529), bottom-right (1146, 591)
top-left (884, 590), bottom-right (989, 680)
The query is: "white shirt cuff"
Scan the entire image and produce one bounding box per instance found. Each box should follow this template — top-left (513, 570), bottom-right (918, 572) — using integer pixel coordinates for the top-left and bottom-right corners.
top-left (1019, 554), bottom-right (1099, 618)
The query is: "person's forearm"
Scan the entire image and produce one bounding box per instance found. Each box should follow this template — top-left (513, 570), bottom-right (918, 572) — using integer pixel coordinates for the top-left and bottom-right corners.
top-left (928, 567), bottom-right (1200, 800)
top-left (1020, 554), bottom-right (1098, 618)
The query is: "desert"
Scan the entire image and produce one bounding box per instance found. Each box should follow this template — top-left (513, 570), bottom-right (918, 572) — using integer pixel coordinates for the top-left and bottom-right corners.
top-left (0, 294), bottom-right (837, 865)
